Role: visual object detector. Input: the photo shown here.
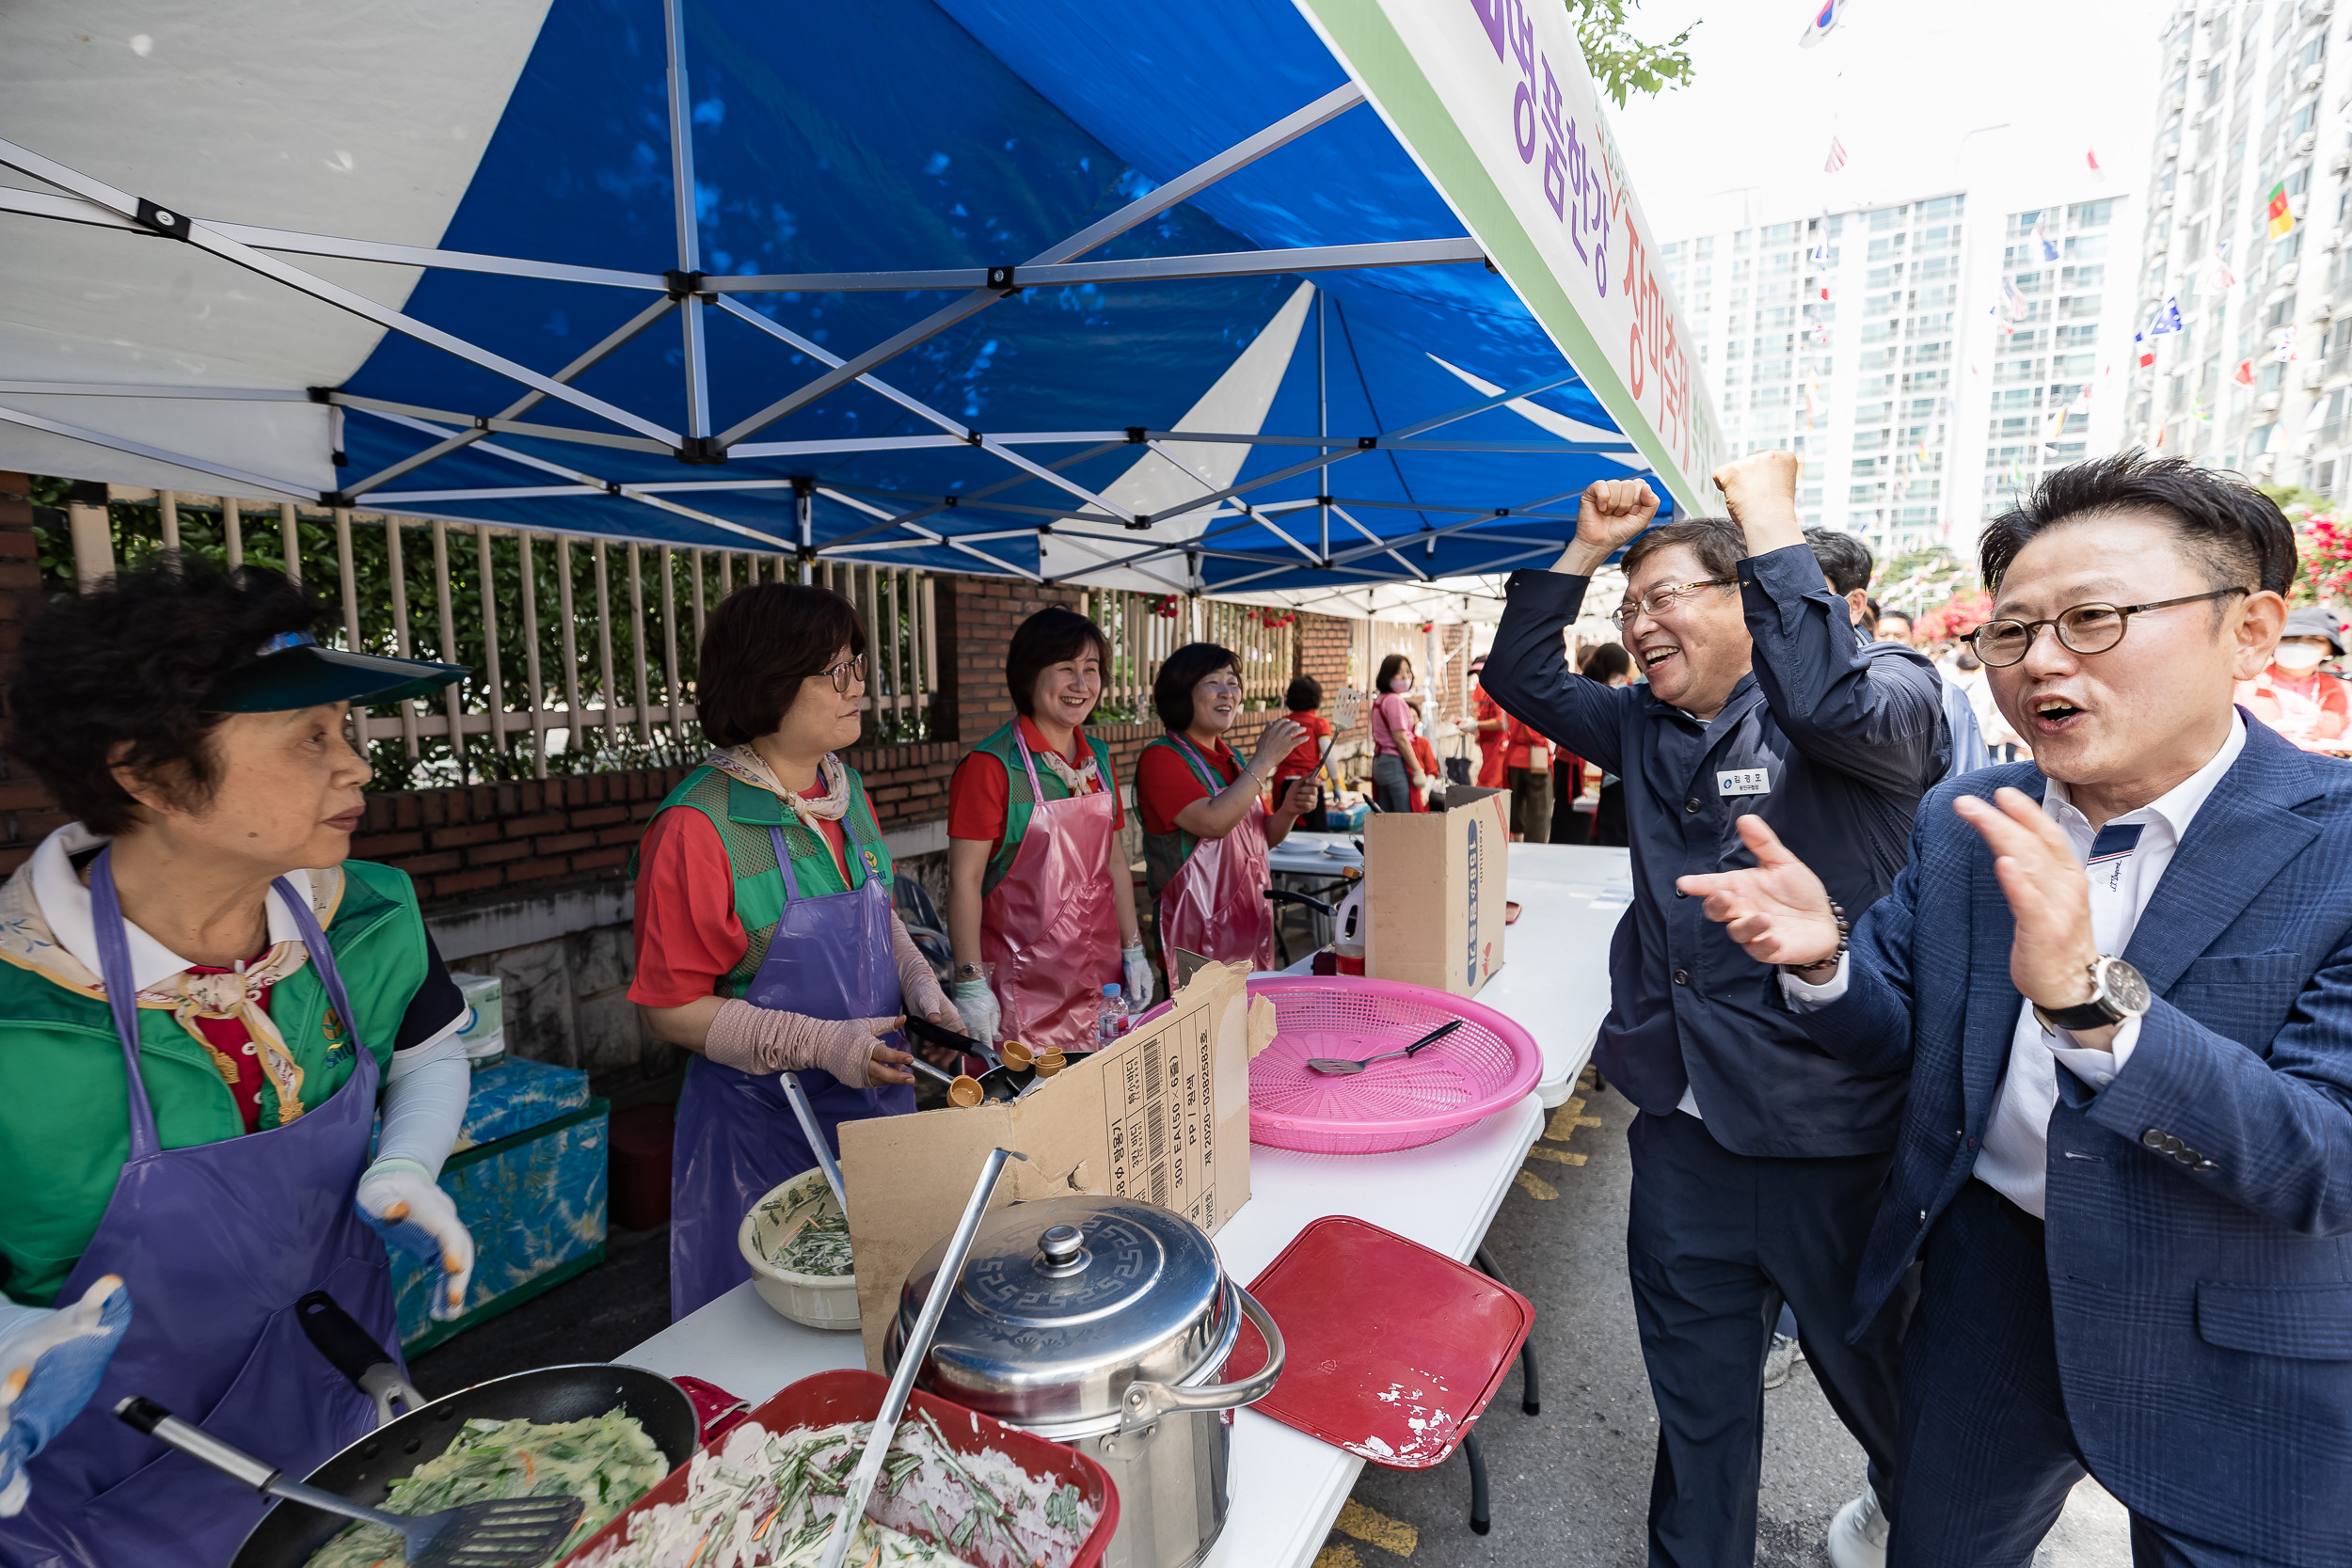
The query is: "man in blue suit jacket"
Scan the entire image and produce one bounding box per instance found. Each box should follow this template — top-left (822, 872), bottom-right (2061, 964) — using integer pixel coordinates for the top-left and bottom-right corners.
top-left (1681, 453), bottom-right (2347, 1566)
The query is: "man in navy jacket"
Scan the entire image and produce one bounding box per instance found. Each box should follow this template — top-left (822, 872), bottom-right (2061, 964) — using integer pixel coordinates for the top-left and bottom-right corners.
top-left (1683, 453), bottom-right (2347, 1565)
top-left (1484, 453), bottom-right (1948, 1567)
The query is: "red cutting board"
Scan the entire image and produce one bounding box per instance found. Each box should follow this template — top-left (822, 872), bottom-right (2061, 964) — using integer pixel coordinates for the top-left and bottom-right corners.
top-left (1224, 1216), bottom-right (1533, 1469)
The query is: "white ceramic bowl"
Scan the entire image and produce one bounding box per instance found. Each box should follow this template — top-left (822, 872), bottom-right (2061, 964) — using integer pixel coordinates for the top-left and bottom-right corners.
top-left (737, 1166), bottom-right (860, 1331)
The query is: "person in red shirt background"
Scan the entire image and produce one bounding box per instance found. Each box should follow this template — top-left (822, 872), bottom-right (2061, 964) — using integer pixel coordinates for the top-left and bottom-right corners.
top-left (1503, 712), bottom-right (1556, 842)
top-left (1272, 674), bottom-right (1336, 830)
top-left (1136, 642), bottom-right (1316, 977)
top-left (944, 608), bottom-right (1145, 1054)
top-left (1470, 656), bottom-right (1510, 788)
top-left (2234, 605), bottom-right (2352, 752)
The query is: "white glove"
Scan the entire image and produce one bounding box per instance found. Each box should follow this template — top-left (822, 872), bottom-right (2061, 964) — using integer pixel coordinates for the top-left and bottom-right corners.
top-left (951, 978), bottom-right (1001, 1047)
top-left (356, 1159), bottom-right (477, 1323)
top-left (0, 1275), bottom-right (131, 1516)
top-left (1121, 945), bottom-right (1153, 1009)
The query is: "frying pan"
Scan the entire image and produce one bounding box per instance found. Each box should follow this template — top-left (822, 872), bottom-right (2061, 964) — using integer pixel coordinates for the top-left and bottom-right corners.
top-left (228, 1294), bottom-right (698, 1568)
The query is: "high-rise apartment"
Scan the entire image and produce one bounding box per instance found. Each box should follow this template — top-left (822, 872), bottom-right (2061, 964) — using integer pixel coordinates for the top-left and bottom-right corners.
top-left (2130, 2), bottom-right (2349, 497)
top-left (1664, 182), bottom-right (2135, 559)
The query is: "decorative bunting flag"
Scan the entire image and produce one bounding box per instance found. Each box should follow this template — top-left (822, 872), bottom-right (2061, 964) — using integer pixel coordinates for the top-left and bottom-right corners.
top-left (2034, 222), bottom-right (2058, 263)
top-left (2234, 359), bottom-right (2255, 386)
top-left (2204, 242), bottom-right (2236, 292)
top-left (2274, 327), bottom-right (2298, 364)
top-left (2268, 182), bottom-right (2296, 240)
top-left (2002, 279), bottom-right (2030, 320)
top-left (2136, 332), bottom-right (2154, 369)
top-left (1800, 0), bottom-right (1849, 48)
top-left (2087, 147), bottom-right (2105, 181)
top-left (2046, 404), bottom-right (2070, 445)
top-left (2148, 295), bottom-right (2184, 337)
top-left (1824, 135), bottom-right (1849, 173)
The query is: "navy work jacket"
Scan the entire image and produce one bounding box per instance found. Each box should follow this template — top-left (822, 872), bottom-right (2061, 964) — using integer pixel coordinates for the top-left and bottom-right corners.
top-left (1483, 543), bottom-right (1949, 1157)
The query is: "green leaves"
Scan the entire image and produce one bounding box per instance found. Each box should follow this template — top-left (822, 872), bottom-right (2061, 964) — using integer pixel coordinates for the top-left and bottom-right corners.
top-left (1567, 0), bottom-right (1698, 109)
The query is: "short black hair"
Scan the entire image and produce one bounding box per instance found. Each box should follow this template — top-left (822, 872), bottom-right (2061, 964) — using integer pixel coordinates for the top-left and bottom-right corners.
top-left (1866, 597), bottom-right (1883, 626)
top-left (1804, 527), bottom-right (1874, 595)
top-left (1620, 516), bottom-right (1746, 585)
top-left (1152, 641), bottom-right (1240, 732)
top-left (695, 583), bottom-right (866, 748)
top-left (1979, 451), bottom-right (2296, 596)
top-left (1006, 607), bottom-right (1111, 717)
top-left (1283, 674), bottom-right (1322, 712)
top-left (1875, 609), bottom-right (1914, 633)
top-left (1580, 643), bottom-right (1634, 682)
top-left (7, 552), bottom-right (319, 836)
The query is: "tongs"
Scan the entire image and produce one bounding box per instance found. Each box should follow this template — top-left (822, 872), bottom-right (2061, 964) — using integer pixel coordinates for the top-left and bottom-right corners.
top-left (903, 1010), bottom-right (998, 1070)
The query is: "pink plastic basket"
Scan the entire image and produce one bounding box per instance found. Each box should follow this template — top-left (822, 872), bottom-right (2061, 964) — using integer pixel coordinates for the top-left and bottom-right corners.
top-left (1241, 975), bottom-right (1542, 1155)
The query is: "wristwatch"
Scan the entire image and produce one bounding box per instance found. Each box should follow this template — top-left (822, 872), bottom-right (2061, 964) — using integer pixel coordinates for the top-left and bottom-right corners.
top-left (2032, 955), bottom-right (2151, 1033)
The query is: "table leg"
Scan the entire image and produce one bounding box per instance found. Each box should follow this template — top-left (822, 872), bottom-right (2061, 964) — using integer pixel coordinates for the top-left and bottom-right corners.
top-left (1474, 1246), bottom-right (1541, 1416)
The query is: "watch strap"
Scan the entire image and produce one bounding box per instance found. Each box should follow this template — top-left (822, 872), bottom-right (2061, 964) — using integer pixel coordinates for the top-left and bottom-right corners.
top-left (2033, 996), bottom-right (2122, 1032)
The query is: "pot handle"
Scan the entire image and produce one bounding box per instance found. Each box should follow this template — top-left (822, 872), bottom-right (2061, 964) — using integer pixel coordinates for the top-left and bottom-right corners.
top-left (1118, 1285), bottom-right (1285, 1433)
top-left (295, 1291), bottom-right (428, 1428)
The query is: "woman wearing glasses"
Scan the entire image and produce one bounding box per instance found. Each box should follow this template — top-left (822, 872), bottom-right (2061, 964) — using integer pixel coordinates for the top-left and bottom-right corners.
top-left (631, 583), bottom-right (960, 1320)
top-left (1136, 642), bottom-right (1318, 977)
top-left (945, 607), bottom-right (1149, 1056)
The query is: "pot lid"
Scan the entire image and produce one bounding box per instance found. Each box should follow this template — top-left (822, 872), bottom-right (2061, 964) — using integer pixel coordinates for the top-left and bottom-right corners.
top-left (887, 1195), bottom-right (1232, 1432)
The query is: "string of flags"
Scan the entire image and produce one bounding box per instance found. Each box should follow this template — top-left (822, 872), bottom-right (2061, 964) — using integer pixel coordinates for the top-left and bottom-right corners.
top-left (2268, 181), bottom-right (2296, 240)
top-left (2033, 221), bottom-right (2058, 263)
top-left (1825, 135), bottom-right (1848, 173)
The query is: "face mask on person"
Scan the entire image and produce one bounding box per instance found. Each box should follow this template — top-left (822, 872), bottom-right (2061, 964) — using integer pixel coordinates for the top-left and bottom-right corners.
top-left (1389, 676), bottom-right (1412, 693)
top-left (2273, 641), bottom-right (2330, 672)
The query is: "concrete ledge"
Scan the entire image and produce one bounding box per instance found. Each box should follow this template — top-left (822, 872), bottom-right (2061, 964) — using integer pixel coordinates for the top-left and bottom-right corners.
top-left (426, 877), bottom-right (635, 962)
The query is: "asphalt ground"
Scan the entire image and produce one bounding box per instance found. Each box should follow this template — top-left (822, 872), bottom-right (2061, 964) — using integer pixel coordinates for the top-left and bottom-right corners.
top-left (1320, 1069), bottom-right (2133, 1568)
top-left (409, 1068), bottom-right (2133, 1568)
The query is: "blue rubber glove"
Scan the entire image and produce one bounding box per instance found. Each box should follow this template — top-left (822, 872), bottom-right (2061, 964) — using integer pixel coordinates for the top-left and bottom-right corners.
top-left (0, 1275), bottom-right (132, 1516)
top-left (356, 1159), bottom-right (477, 1322)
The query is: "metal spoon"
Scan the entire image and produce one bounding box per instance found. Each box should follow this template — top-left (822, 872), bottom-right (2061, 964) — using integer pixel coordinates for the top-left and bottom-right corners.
top-left (907, 1053), bottom-right (988, 1107)
top-left (1306, 1018), bottom-right (1465, 1076)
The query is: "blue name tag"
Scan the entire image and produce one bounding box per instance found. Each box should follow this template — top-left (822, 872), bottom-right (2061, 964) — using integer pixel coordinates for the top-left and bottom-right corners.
top-left (2086, 822), bottom-right (2144, 864)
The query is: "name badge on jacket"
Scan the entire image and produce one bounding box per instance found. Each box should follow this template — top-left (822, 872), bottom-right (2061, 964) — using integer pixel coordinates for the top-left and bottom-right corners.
top-left (1717, 768), bottom-right (1770, 797)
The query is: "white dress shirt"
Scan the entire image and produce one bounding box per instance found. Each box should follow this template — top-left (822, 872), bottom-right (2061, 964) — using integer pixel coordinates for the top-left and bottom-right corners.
top-left (34, 821), bottom-right (314, 990)
top-left (1785, 715), bottom-right (2247, 1217)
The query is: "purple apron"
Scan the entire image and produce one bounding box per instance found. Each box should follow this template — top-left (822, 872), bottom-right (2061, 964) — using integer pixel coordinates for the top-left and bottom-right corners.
top-left (0, 849), bottom-right (400, 1568)
top-left (668, 818), bottom-right (909, 1321)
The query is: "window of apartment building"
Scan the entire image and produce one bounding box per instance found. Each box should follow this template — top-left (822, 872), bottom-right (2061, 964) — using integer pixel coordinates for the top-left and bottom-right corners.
top-left (1734, 229), bottom-right (1752, 250)
top-left (1867, 233), bottom-right (1907, 261)
top-left (1916, 195), bottom-right (1962, 221)
top-left (2061, 264), bottom-right (2106, 291)
top-left (2065, 230), bottom-right (2109, 262)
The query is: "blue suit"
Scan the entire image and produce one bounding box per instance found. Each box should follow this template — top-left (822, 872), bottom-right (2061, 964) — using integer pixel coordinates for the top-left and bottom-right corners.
top-left (1800, 719), bottom-right (2352, 1564)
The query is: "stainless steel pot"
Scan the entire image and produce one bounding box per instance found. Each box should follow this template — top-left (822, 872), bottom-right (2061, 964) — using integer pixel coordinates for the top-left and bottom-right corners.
top-left (883, 1195), bottom-right (1285, 1568)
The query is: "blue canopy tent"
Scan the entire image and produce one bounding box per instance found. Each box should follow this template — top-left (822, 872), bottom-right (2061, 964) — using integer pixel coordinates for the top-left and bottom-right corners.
top-left (0, 0), bottom-right (1707, 611)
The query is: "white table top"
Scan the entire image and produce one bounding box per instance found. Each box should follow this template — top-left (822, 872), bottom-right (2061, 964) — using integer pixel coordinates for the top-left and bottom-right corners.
top-left (1266, 829), bottom-right (1361, 879)
top-left (620, 1103), bottom-right (1549, 1568)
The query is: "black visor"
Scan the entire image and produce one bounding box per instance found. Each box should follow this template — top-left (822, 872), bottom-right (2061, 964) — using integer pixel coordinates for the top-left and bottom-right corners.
top-left (201, 632), bottom-right (468, 714)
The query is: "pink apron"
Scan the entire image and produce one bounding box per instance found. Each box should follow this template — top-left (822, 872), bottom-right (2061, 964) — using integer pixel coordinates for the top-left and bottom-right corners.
top-left (978, 729), bottom-right (1120, 1055)
top-left (1152, 734), bottom-right (1277, 974)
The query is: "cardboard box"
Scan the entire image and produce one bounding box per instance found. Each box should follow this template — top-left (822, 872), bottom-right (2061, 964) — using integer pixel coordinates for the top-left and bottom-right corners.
top-left (837, 960), bottom-right (1265, 1371)
top-left (1364, 784), bottom-right (1509, 997)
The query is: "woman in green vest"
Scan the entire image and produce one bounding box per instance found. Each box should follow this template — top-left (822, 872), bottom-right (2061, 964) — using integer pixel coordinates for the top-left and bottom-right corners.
top-left (0, 555), bottom-right (474, 1567)
top-left (944, 608), bottom-right (1146, 1055)
top-left (631, 582), bottom-right (960, 1320)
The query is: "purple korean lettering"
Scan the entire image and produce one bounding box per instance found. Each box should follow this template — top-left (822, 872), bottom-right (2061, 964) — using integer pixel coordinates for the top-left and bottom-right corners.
top-left (1539, 57), bottom-right (1567, 218)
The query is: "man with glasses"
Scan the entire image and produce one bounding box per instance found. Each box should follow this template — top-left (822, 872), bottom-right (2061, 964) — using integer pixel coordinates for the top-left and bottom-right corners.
top-left (1484, 451), bottom-right (1951, 1568)
top-left (1680, 454), bottom-right (2347, 1566)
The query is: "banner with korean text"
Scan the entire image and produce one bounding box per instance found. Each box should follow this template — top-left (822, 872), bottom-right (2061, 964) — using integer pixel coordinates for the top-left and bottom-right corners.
top-left (1293, 0), bottom-right (1725, 517)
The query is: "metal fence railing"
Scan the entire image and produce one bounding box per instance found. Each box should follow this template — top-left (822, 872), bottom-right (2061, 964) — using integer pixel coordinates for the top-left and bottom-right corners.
top-left (1079, 589), bottom-right (1295, 724)
top-left (51, 483), bottom-right (937, 787)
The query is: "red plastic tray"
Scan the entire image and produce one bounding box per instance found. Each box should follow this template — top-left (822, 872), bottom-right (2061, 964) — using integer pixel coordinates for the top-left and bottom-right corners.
top-left (557, 1369), bottom-right (1120, 1567)
top-left (1225, 1216), bottom-right (1532, 1469)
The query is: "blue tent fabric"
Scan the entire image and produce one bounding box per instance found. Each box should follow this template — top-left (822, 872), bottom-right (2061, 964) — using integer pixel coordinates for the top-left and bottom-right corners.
top-left (330, 0), bottom-right (1671, 586)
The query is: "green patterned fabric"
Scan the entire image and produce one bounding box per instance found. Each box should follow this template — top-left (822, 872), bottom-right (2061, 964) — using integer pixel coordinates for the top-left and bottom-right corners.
top-left (644, 763), bottom-right (892, 997)
top-left (967, 721), bottom-right (1118, 895)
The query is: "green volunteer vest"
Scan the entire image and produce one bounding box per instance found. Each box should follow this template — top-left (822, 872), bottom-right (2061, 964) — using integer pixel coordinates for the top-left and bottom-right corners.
top-left (1139, 734), bottom-right (1241, 905)
top-left (966, 721), bottom-right (1118, 896)
top-left (0, 860), bottom-right (434, 1307)
top-left (642, 763), bottom-right (893, 998)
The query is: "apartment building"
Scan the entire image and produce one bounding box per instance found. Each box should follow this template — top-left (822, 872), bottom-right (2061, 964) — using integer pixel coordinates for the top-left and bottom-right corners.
top-left (2131, 0), bottom-right (2352, 497)
top-left (1664, 184), bottom-right (2134, 559)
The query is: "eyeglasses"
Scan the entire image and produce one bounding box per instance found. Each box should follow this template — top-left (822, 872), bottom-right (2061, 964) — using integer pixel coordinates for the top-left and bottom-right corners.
top-left (1611, 578), bottom-right (1737, 627)
top-left (820, 655), bottom-right (868, 692)
top-left (1962, 587), bottom-right (2250, 668)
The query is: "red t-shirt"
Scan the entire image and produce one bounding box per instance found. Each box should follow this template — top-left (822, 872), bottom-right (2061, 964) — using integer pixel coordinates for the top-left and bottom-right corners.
top-left (1406, 736), bottom-right (1440, 814)
top-left (1471, 687), bottom-right (1509, 788)
top-left (946, 718), bottom-right (1122, 860)
top-left (1136, 737), bottom-right (1246, 837)
top-left (1273, 712), bottom-right (1332, 783)
top-left (1504, 716), bottom-right (1555, 771)
top-left (628, 784), bottom-right (849, 1009)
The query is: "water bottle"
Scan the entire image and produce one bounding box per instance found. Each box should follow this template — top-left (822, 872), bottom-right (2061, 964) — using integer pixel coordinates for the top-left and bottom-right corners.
top-left (1097, 983), bottom-right (1127, 1048)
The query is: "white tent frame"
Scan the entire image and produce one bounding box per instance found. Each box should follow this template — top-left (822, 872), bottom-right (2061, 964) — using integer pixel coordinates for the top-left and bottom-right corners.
top-left (0, 1), bottom-right (1642, 592)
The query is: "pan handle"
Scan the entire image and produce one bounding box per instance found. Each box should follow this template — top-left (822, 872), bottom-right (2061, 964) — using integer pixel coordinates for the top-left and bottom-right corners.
top-left (296, 1291), bottom-right (427, 1428)
top-left (1117, 1285), bottom-right (1286, 1434)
